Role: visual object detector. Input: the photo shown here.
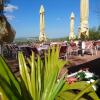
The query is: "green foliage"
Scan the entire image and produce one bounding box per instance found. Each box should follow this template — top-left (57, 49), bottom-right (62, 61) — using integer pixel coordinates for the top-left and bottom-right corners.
top-left (89, 26), bottom-right (100, 40)
top-left (23, 47), bottom-right (67, 100)
top-left (80, 33), bottom-right (88, 41)
top-left (56, 81), bottom-right (99, 100)
top-left (0, 47), bottom-right (99, 100)
top-left (48, 37), bottom-right (68, 42)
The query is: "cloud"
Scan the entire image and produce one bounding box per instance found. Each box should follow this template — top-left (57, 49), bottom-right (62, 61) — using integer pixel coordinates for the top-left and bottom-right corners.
top-left (4, 4), bottom-right (18, 12)
top-left (5, 14), bottom-right (15, 20)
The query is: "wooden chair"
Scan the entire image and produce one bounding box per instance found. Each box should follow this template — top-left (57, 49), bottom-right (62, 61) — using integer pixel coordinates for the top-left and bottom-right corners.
top-left (84, 41), bottom-right (97, 56)
top-left (59, 45), bottom-right (67, 59)
top-left (67, 45), bottom-right (79, 56)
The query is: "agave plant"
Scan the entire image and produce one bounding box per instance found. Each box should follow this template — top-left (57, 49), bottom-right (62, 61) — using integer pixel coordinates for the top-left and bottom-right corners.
top-left (0, 47), bottom-right (99, 100)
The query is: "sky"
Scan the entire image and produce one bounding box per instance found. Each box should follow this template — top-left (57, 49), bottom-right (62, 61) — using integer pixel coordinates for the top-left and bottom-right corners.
top-left (4, 0), bottom-right (100, 38)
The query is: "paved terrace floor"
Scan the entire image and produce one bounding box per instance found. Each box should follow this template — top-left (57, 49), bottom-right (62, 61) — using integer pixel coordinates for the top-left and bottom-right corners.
top-left (67, 50), bottom-right (100, 66)
top-left (67, 51), bottom-right (100, 77)
top-left (6, 51), bottom-right (100, 77)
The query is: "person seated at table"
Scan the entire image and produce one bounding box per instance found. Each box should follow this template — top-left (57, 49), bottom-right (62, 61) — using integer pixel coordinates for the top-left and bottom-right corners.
top-left (78, 38), bottom-right (82, 56)
top-left (78, 38), bottom-right (86, 56)
top-left (69, 39), bottom-right (76, 47)
top-left (82, 40), bottom-right (86, 56)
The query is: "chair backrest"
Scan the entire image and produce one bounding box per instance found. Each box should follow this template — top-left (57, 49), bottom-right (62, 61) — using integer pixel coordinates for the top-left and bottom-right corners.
top-left (70, 40), bottom-right (76, 47)
top-left (59, 45), bottom-right (67, 54)
top-left (85, 41), bottom-right (93, 49)
top-left (32, 47), bottom-right (39, 58)
top-left (94, 41), bottom-right (100, 46)
top-left (32, 47), bottom-right (38, 54)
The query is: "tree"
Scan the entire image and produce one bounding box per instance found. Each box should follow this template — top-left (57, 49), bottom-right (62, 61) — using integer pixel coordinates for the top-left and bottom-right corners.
top-left (0, 0), bottom-right (10, 15)
top-left (89, 26), bottom-right (100, 40)
top-left (0, 0), bottom-right (15, 43)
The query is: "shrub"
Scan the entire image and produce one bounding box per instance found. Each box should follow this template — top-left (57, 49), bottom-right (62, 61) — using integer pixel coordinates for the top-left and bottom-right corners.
top-left (0, 47), bottom-right (99, 100)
